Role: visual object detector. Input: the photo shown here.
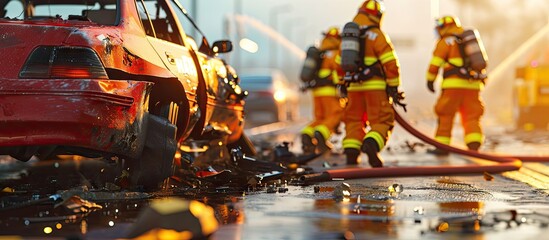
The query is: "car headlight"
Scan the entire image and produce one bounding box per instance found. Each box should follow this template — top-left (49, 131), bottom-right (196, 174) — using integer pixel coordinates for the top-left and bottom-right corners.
top-left (273, 90), bottom-right (286, 102)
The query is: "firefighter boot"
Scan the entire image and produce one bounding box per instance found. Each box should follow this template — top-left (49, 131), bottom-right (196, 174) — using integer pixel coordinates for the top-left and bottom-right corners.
top-left (344, 148), bottom-right (361, 165)
top-left (360, 138), bottom-right (384, 168)
top-left (314, 131), bottom-right (333, 154)
top-left (467, 142), bottom-right (481, 151)
top-left (301, 134), bottom-right (316, 155)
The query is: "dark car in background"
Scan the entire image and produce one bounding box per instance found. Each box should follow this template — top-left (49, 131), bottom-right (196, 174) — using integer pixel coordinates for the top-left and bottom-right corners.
top-left (239, 69), bottom-right (300, 126)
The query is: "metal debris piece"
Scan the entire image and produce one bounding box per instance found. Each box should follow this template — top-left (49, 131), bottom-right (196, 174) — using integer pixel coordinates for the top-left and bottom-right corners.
top-left (215, 186), bottom-right (231, 193)
top-left (55, 195), bottom-right (102, 213)
top-left (314, 186), bottom-right (320, 193)
top-left (333, 182), bottom-right (351, 199)
top-left (0, 194), bottom-right (61, 211)
top-left (388, 184), bottom-right (403, 197)
top-left (313, 186), bottom-right (335, 193)
top-left (105, 182), bottom-right (121, 191)
top-left (404, 140), bottom-right (426, 152)
top-left (230, 148), bottom-right (286, 173)
top-left (436, 176), bottom-right (473, 186)
top-left (57, 189), bottom-right (151, 201)
top-left (256, 171), bottom-right (285, 182)
top-left (414, 206), bottom-right (425, 215)
top-left (272, 142), bottom-right (296, 163)
top-left (23, 214), bottom-right (79, 224)
top-left (483, 172), bottom-right (495, 181)
top-left (266, 186), bottom-right (277, 193)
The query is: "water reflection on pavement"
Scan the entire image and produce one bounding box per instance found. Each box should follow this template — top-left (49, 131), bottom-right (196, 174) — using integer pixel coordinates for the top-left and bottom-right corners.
top-left (0, 121), bottom-right (549, 239)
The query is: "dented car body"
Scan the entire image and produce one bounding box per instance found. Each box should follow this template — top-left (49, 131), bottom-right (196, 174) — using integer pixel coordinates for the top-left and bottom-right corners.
top-left (0, 0), bottom-right (249, 189)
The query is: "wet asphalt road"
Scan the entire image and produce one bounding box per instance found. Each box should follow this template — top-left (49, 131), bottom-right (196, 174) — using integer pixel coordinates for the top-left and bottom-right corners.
top-left (1, 120), bottom-right (549, 239)
top-left (223, 121), bottom-right (549, 240)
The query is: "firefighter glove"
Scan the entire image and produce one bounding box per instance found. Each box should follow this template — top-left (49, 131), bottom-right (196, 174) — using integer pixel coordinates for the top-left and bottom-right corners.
top-left (386, 86), bottom-right (407, 112)
top-left (427, 81), bottom-right (435, 93)
top-left (337, 84), bottom-right (348, 99)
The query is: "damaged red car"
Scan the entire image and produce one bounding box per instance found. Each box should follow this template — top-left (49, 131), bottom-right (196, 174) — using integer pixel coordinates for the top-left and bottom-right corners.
top-left (0, 0), bottom-right (251, 189)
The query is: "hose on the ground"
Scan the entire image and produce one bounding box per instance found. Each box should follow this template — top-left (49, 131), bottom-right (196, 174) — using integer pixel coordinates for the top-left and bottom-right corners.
top-left (301, 108), bottom-right (549, 183)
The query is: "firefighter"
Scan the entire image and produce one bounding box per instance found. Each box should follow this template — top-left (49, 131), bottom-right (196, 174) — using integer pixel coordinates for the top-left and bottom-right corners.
top-left (426, 16), bottom-right (486, 155)
top-left (300, 27), bottom-right (345, 154)
top-left (341, 0), bottom-right (403, 166)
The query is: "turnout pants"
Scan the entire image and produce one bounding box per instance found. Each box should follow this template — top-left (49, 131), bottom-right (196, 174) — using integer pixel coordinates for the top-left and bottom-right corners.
top-left (342, 90), bottom-right (394, 151)
top-left (434, 89), bottom-right (484, 145)
top-left (301, 95), bottom-right (344, 139)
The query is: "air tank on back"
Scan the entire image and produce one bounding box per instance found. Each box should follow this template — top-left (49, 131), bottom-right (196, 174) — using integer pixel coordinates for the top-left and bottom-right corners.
top-left (340, 22), bottom-right (361, 74)
top-left (461, 29), bottom-right (488, 73)
top-left (300, 46), bottom-right (322, 82)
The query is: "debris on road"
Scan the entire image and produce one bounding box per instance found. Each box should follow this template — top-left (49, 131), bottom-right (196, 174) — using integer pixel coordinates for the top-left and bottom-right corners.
top-left (483, 172), bottom-right (495, 181)
top-left (388, 183), bottom-right (404, 198)
top-left (55, 195), bottom-right (102, 213)
top-left (333, 182), bottom-right (352, 199)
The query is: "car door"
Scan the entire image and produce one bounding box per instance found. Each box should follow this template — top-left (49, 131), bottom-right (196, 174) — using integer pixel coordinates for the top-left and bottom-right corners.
top-left (166, 0), bottom-right (230, 136)
top-left (136, 0), bottom-right (201, 139)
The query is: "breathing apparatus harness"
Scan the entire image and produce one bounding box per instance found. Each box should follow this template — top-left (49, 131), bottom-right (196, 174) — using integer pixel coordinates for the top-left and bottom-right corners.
top-left (339, 22), bottom-right (406, 111)
top-left (442, 29), bottom-right (488, 82)
top-left (341, 25), bottom-right (385, 83)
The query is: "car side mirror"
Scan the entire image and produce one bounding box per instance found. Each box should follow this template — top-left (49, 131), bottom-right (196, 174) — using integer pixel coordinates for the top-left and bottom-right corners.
top-left (212, 40), bottom-right (233, 54)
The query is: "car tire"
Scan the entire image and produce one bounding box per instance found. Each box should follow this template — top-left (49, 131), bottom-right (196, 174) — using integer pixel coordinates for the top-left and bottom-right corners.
top-left (132, 102), bottom-right (178, 191)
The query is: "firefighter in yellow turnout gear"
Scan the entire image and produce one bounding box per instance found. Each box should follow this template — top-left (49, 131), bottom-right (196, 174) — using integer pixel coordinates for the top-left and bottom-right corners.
top-left (300, 27), bottom-right (345, 154)
top-left (426, 16), bottom-right (487, 154)
top-left (341, 0), bottom-right (403, 167)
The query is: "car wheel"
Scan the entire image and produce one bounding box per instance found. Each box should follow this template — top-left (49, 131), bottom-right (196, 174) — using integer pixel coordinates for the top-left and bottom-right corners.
top-left (132, 102), bottom-right (178, 191)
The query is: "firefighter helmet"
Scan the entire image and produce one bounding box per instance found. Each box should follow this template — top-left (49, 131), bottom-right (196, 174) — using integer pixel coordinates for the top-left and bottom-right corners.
top-left (435, 16), bottom-right (461, 31)
top-left (323, 27), bottom-right (341, 39)
top-left (358, 0), bottom-right (385, 24)
top-left (320, 27), bottom-right (342, 51)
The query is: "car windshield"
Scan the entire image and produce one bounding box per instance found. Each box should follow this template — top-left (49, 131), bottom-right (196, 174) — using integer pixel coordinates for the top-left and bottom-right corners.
top-left (0, 0), bottom-right (118, 25)
top-left (167, 0), bottom-right (212, 54)
top-left (239, 76), bottom-right (274, 91)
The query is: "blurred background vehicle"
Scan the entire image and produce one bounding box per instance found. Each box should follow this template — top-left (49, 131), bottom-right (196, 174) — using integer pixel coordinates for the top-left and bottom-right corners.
top-left (239, 68), bottom-right (300, 126)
